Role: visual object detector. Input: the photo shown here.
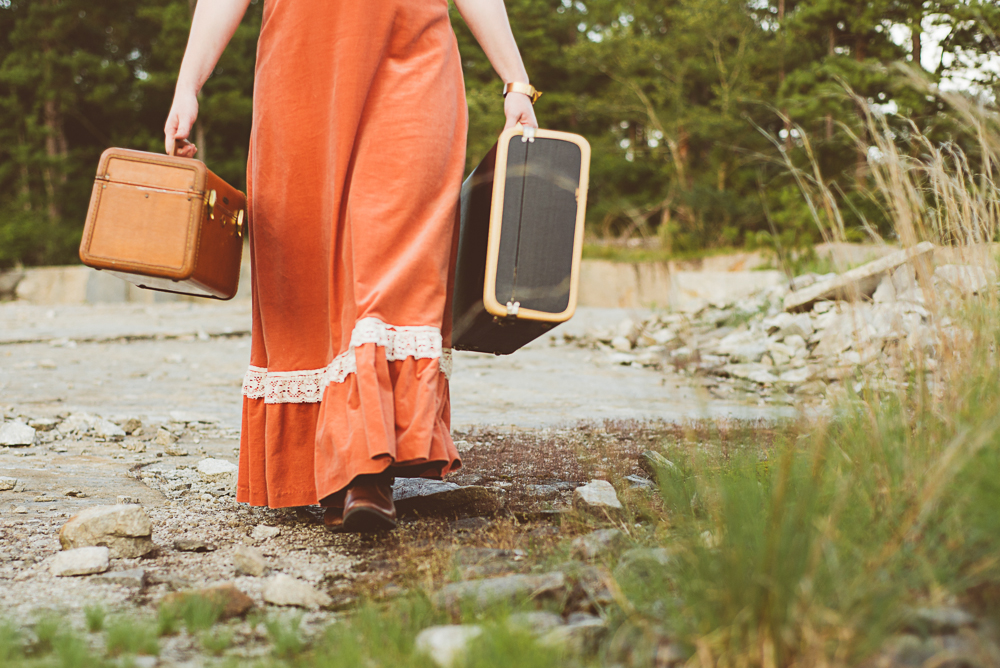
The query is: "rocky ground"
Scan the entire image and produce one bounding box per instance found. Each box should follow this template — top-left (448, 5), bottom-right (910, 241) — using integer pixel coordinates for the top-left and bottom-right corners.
top-left (569, 247), bottom-right (993, 408)
top-left (1, 245), bottom-right (996, 666)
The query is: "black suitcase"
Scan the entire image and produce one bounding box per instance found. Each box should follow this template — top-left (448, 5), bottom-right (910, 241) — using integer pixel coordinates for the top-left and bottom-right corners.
top-left (452, 127), bottom-right (591, 354)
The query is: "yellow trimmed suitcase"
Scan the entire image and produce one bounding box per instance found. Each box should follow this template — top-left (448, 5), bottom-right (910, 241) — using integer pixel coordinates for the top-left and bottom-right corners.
top-left (452, 127), bottom-right (591, 354)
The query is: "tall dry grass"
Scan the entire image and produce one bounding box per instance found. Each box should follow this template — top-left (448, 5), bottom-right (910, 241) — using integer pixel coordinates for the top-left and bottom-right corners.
top-left (610, 81), bottom-right (1000, 667)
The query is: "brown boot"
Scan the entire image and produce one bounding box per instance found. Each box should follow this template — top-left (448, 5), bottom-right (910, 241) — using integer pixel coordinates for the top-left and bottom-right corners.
top-left (323, 506), bottom-right (344, 531)
top-left (343, 475), bottom-right (396, 532)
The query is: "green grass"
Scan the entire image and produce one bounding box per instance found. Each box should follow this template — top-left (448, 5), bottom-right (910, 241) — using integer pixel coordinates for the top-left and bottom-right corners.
top-left (582, 243), bottom-right (757, 265)
top-left (83, 605), bottom-right (106, 633)
top-left (104, 616), bottom-right (160, 657)
top-left (605, 299), bottom-right (1000, 666)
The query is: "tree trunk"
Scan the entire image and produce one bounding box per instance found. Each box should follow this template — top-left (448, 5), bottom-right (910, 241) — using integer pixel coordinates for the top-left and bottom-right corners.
top-left (17, 129), bottom-right (32, 212)
top-left (911, 22), bottom-right (922, 69)
top-left (42, 98), bottom-right (66, 224)
top-left (826, 27), bottom-right (835, 141)
top-left (779, 0), bottom-right (790, 151)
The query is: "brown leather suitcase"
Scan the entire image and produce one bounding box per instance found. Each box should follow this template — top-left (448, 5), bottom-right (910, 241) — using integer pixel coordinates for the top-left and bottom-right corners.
top-left (79, 148), bottom-right (246, 300)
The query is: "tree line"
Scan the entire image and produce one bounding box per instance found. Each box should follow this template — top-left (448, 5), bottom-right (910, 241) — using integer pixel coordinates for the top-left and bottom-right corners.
top-left (1, 0), bottom-right (998, 269)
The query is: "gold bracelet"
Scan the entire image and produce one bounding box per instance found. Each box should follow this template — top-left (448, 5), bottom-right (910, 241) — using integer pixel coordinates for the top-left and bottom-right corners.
top-left (503, 82), bottom-right (542, 105)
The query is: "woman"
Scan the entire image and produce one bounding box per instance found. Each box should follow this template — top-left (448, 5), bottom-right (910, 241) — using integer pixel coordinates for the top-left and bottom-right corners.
top-left (164, 0), bottom-right (538, 531)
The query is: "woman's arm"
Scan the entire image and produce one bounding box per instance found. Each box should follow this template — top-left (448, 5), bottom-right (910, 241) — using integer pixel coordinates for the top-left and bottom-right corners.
top-left (453, 0), bottom-right (538, 130)
top-left (164, 0), bottom-right (253, 156)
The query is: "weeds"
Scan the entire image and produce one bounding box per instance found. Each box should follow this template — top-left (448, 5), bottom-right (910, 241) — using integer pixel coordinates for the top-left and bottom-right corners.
top-left (84, 604), bottom-right (106, 633)
top-left (264, 613), bottom-right (306, 659)
top-left (104, 616), bottom-right (160, 657)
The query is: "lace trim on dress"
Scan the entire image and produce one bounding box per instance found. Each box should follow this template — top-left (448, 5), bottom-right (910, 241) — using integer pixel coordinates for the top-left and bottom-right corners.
top-left (241, 318), bottom-right (452, 404)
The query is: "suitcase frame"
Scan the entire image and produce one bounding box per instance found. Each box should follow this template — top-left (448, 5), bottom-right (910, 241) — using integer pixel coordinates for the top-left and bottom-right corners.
top-left (79, 148), bottom-right (246, 300)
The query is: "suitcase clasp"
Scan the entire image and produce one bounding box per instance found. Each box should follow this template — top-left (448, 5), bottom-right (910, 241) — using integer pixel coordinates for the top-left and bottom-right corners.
top-left (505, 301), bottom-right (520, 317)
top-left (205, 189), bottom-right (218, 218)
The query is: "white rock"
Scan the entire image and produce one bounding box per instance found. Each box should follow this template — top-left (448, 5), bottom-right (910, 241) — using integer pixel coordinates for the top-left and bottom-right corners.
top-left (572, 480), bottom-right (623, 513)
top-left (197, 458), bottom-right (238, 483)
top-left (726, 342), bottom-right (769, 364)
top-left (232, 545), bottom-right (269, 577)
top-left (651, 328), bottom-right (678, 346)
top-left (59, 505), bottom-right (155, 558)
top-left (0, 420), bottom-right (35, 446)
top-left (58, 413), bottom-right (98, 435)
top-left (251, 525), bottom-right (281, 541)
top-left (783, 334), bottom-right (807, 352)
top-left (779, 367), bottom-right (813, 383)
top-left (93, 419), bottom-right (126, 442)
top-left (610, 336), bottom-right (632, 352)
top-left (0, 477), bottom-right (16, 491)
top-left (615, 318), bottom-right (637, 340)
top-left (50, 546), bottom-right (110, 577)
top-left (935, 264), bottom-right (993, 296)
top-left (262, 573), bottom-right (331, 609)
top-left (415, 625), bottom-right (484, 668)
top-left (872, 275), bottom-right (896, 303)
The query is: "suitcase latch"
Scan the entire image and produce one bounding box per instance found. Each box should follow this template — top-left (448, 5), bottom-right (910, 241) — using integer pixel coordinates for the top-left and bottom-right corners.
top-left (492, 301), bottom-right (520, 326)
top-left (205, 189), bottom-right (218, 218)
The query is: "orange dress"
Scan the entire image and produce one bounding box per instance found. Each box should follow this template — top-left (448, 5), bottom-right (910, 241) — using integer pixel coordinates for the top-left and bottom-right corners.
top-left (237, 0), bottom-right (466, 508)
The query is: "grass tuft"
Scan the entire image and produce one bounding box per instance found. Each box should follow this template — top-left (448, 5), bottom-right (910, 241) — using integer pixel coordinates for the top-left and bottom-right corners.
top-left (105, 616), bottom-right (160, 657)
top-left (84, 604), bottom-right (106, 633)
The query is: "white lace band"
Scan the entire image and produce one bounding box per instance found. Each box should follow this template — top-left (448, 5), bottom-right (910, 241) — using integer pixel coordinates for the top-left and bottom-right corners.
top-left (241, 317), bottom-right (453, 404)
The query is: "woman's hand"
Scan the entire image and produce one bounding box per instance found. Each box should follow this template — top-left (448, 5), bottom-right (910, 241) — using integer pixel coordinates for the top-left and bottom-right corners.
top-left (503, 92), bottom-right (538, 131)
top-left (164, 89), bottom-right (199, 157)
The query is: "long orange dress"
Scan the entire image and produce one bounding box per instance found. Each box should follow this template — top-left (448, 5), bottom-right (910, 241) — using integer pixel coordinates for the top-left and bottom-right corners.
top-left (236, 0), bottom-right (466, 508)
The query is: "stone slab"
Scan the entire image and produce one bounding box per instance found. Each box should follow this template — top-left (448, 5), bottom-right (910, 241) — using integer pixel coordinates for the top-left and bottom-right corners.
top-left (784, 242), bottom-right (936, 312)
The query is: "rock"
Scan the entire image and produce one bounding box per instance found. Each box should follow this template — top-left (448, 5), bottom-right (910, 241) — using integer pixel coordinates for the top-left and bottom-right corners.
top-left (0, 420), bottom-right (35, 446)
top-left (906, 606), bottom-right (977, 634)
top-left (116, 495), bottom-right (139, 505)
top-left (12, 506), bottom-right (27, 514)
top-left (625, 474), bottom-right (655, 490)
top-left (934, 264), bottom-right (993, 297)
top-left (196, 458), bottom-right (238, 484)
top-left (63, 488), bottom-right (87, 497)
top-left (572, 529), bottom-right (627, 560)
top-left (164, 442), bottom-right (188, 457)
top-left (726, 342), bottom-right (769, 364)
top-left (28, 418), bottom-right (59, 432)
top-left (0, 477), bottom-right (16, 491)
top-left (93, 418), bottom-right (126, 442)
top-left (161, 584), bottom-right (254, 620)
top-left (872, 275), bottom-right (896, 303)
top-left (58, 413), bottom-right (98, 435)
top-left (610, 336), bottom-right (633, 352)
top-left (59, 505), bottom-right (155, 558)
top-left (120, 418), bottom-right (143, 435)
top-left (155, 428), bottom-right (179, 447)
top-left (393, 479), bottom-right (503, 518)
top-left (507, 611), bottom-right (565, 636)
top-left (50, 546), bottom-right (110, 577)
top-left (779, 367), bottom-right (814, 384)
top-left (540, 614), bottom-right (607, 655)
top-left (122, 439), bottom-right (146, 453)
top-left (414, 625), bottom-right (483, 668)
top-left (572, 480), bottom-right (623, 516)
top-left (723, 363), bottom-right (778, 384)
top-left (784, 241), bottom-right (935, 312)
top-left (93, 568), bottom-right (147, 588)
top-left (232, 545), bottom-right (269, 577)
top-left (639, 451), bottom-right (677, 478)
top-left (650, 328), bottom-right (678, 346)
top-left (434, 572), bottom-right (567, 611)
top-left (173, 538), bottom-right (216, 553)
top-left (262, 574), bottom-right (332, 609)
top-left (251, 525), bottom-right (281, 541)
